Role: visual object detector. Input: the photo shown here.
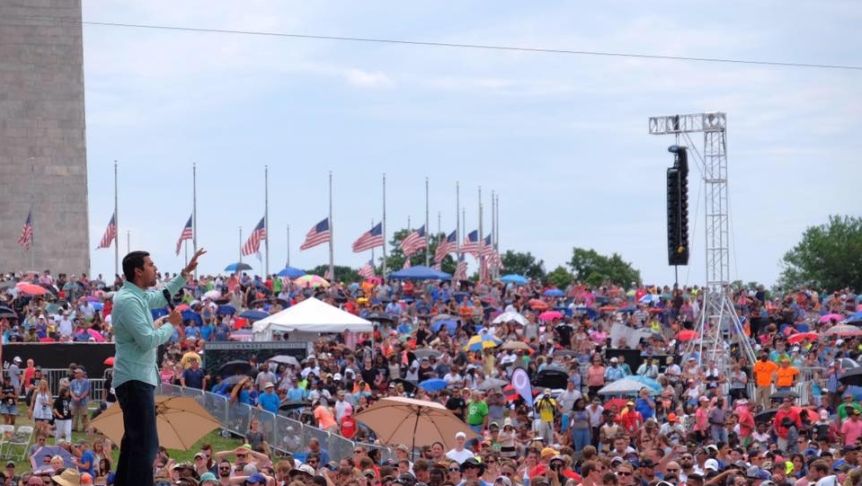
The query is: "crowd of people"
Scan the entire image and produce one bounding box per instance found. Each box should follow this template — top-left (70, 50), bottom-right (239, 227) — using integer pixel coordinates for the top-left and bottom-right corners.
top-left (2, 269), bottom-right (862, 486)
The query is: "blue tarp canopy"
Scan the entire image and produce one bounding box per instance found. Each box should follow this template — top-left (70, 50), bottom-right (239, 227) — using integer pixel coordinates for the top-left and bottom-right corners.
top-left (388, 265), bottom-right (451, 280)
top-left (277, 266), bottom-right (306, 279)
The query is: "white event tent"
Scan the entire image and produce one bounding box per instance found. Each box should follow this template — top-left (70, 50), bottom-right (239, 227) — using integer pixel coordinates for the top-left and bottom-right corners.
top-left (251, 297), bottom-right (373, 342)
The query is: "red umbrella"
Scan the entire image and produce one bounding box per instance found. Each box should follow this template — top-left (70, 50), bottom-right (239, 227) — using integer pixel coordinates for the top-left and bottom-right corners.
top-left (677, 330), bottom-right (700, 341)
top-left (16, 282), bottom-right (47, 296)
top-left (604, 397), bottom-right (629, 412)
top-left (529, 299), bottom-right (549, 310)
top-left (104, 357), bottom-right (115, 366)
top-left (539, 311), bottom-right (563, 321)
top-left (787, 332), bottom-right (819, 344)
top-left (599, 305), bottom-right (618, 312)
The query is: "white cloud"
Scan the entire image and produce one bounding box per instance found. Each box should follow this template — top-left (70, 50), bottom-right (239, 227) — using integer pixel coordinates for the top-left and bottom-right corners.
top-left (344, 69), bottom-right (393, 87)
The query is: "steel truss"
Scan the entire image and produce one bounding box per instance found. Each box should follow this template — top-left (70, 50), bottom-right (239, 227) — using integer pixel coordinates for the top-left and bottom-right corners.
top-left (649, 113), bottom-right (756, 368)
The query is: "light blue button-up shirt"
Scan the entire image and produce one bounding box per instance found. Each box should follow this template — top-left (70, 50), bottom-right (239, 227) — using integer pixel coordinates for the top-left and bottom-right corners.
top-left (112, 276), bottom-right (186, 389)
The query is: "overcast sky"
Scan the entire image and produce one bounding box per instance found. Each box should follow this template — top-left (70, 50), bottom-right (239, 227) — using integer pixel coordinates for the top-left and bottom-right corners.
top-left (82, 1), bottom-right (861, 285)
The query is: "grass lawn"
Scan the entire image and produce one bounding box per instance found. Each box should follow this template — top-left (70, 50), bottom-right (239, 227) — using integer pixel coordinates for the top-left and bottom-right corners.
top-left (6, 408), bottom-right (244, 473)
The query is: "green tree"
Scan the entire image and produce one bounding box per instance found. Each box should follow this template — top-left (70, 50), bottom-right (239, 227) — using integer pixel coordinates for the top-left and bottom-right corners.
top-left (309, 264), bottom-right (359, 283)
top-left (568, 247), bottom-right (641, 287)
top-left (780, 215), bottom-right (862, 291)
top-left (500, 251), bottom-right (546, 281)
top-left (546, 265), bottom-right (574, 289)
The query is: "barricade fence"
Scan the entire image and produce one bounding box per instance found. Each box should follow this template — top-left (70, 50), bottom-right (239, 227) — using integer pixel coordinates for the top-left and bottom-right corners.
top-left (157, 384), bottom-right (394, 462)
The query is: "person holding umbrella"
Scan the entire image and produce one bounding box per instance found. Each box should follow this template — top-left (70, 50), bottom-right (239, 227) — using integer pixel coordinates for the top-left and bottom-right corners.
top-left (111, 248), bottom-right (206, 486)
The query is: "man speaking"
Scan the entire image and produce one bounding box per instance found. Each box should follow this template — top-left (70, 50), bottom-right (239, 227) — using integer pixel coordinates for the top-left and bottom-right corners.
top-left (112, 248), bottom-right (205, 485)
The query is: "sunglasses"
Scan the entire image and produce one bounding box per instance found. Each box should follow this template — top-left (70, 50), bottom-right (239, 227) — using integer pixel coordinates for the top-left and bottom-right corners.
top-left (617, 471), bottom-right (633, 476)
top-left (448, 468), bottom-right (460, 472)
top-left (219, 467), bottom-right (231, 471)
top-left (666, 468), bottom-right (680, 472)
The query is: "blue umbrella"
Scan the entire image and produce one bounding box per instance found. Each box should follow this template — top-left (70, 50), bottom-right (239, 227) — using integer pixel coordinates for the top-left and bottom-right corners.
top-left (627, 375), bottom-right (663, 393)
top-left (277, 266), bottom-right (306, 279)
top-left (181, 310), bottom-right (203, 325)
top-left (224, 262), bottom-right (253, 272)
top-left (430, 320), bottom-right (458, 334)
top-left (500, 274), bottom-right (529, 285)
top-left (91, 302), bottom-right (104, 311)
top-left (418, 378), bottom-right (448, 392)
top-left (151, 308), bottom-right (169, 319)
top-left (389, 265), bottom-right (451, 280)
top-left (239, 310), bottom-right (269, 322)
top-left (217, 305), bottom-right (236, 316)
top-left (639, 294), bottom-right (660, 304)
top-left (847, 312), bottom-right (862, 324)
top-left (543, 289), bottom-right (564, 297)
top-left (453, 292), bottom-right (470, 304)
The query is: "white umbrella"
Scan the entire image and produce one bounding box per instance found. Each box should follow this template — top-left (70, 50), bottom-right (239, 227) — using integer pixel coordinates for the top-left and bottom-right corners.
top-left (477, 378), bottom-right (509, 391)
top-left (597, 378), bottom-right (658, 396)
top-left (268, 355), bottom-right (301, 367)
top-left (204, 290), bottom-right (222, 300)
top-left (492, 311), bottom-right (528, 326)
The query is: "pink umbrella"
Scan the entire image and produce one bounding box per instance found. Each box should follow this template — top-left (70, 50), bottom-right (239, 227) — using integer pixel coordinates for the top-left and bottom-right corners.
top-left (87, 329), bottom-right (105, 342)
top-left (820, 314), bottom-right (844, 323)
top-left (539, 311), bottom-right (563, 321)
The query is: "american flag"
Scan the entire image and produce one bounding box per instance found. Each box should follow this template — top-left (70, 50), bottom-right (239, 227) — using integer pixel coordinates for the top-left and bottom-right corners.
top-left (175, 215), bottom-right (193, 256)
top-left (453, 255), bottom-right (468, 281)
top-left (479, 234), bottom-right (494, 257)
top-left (17, 211), bottom-right (33, 251)
top-left (400, 225), bottom-right (426, 256)
top-left (241, 217), bottom-right (267, 257)
top-left (358, 260), bottom-right (375, 278)
top-left (96, 212), bottom-right (117, 250)
top-left (434, 230), bottom-right (457, 263)
top-left (300, 218), bottom-right (331, 251)
top-left (402, 258), bottom-right (412, 269)
top-left (324, 268), bottom-right (333, 280)
top-left (461, 230), bottom-right (479, 256)
top-left (352, 222), bottom-right (383, 253)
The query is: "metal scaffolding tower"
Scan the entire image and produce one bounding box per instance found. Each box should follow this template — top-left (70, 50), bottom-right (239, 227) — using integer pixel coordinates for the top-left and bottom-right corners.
top-left (648, 113), bottom-right (756, 367)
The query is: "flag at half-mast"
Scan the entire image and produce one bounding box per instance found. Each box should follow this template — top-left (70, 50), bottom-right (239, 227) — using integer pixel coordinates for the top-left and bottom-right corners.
top-left (358, 260), bottom-right (375, 278)
top-left (434, 230), bottom-right (457, 263)
top-left (175, 215), bottom-right (193, 256)
top-left (352, 222), bottom-right (383, 253)
top-left (400, 225), bottom-right (427, 256)
top-left (300, 218), bottom-right (331, 251)
top-left (96, 212), bottom-right (116, 250)
top-left (461, 230), bottom-right (479, 256)
top-left (241, 217), bottom-right (266, 256)
top-left (18, 211), bottom-right (33, 251)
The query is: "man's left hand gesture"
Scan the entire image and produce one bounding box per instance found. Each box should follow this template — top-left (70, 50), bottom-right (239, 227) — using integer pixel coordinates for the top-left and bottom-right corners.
top-left (183, 248), bottom-right (207, 276)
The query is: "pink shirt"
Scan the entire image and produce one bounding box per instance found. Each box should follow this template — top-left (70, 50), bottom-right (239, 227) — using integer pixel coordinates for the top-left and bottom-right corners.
top-left (841, 417), bottom-right (862, 445)
top-left (587, 366), bottom-right (606, 387)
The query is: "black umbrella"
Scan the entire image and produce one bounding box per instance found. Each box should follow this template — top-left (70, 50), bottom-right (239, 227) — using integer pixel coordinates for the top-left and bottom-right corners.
top-left (366, 312), bottom-right (395, 323)
top-left (755, 409), bottom-right (777, 423)
top-left (532, 369), bottom-right (569, 390)
top-left (770, 390), bottom-right (800, 401)
top-left (219, 360), bottom-right (253, 377)
top-left (0, 306), bottom-right (18, 320)
top-left (222, 375), bottom-right (247, 387)
top-left (840, 367), bottom-right (862, 387)
top-left (389, 378), bottom-right (418, 394)
top-left (279, 400), bottom-right (310, 411)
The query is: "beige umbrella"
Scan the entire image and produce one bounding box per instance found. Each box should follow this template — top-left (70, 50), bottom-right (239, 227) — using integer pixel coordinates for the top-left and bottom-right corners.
top-left (500, 341), bottom-right (532, 351)
top-left (354, 396), bottom-right (478, 451)
top-left (90, 396), bottom-right (221, 451)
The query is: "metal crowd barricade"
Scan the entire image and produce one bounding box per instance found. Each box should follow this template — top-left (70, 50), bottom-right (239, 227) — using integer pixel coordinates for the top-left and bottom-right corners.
top-left (156, 383), bottom-right (389, 462)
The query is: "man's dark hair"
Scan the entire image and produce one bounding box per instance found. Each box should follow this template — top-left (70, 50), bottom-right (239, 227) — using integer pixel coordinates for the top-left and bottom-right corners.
top-left (122, 251), bottom-right (150, 282)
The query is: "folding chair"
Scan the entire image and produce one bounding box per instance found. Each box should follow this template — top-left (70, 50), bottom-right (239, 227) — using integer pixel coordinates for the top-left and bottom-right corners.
top-left (0, 425), bottom-right (13, 458)
top-left (5, 425), bottom-right (33, 461)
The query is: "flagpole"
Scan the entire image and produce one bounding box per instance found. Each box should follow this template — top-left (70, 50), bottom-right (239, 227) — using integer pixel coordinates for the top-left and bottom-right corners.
top-left (238, 226), bottom-right (242, 271)
top-left (382, 173), bottom-right (388, 279)
top-left (184, 240), bottom-right (188, 267)
top-left (29, 160), bottom-right (35, 270)
top-left (456, 182), bottom-right (460, 258)
top-left (425, 176), bottom-right (430, 267)
top-left (478, 186), bottom-right (483, 282)
top-left (127, 230), bottom-right (130, 254)
top-left (328, 171), bottom-right (334, 281)
top-left (192, 161), bottom-right (198, 278)
top-left (114, 160), bottom-right (119, 277)
top-left (370, 219), bottom-right (375, 263)
top-left (286, 225), bottom-right (290, 267)
top-left (489, 190), bottom-right (497, 278)
top-left (437, 211), bottom-right (441, 236)
top-left (265, 165), bottom-right (270, 277)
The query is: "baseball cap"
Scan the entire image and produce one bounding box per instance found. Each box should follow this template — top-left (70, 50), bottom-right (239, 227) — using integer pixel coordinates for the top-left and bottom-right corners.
top-left (704, 459), bottom-right (719, 472)
top-left (455, 432), bottom-right (467, 439)
top-left (247, 473), bottom-right (267, 484)
top-left (290, 464), bottom-right (316, 476)
top-left (5, 461), bottom-right (14, 468)
top-left (199, 472), bottom-right (218, 485)
top-left (667, 413), bottom-right (677, 422)
top-left (541, 447), bottom-right (558, 459)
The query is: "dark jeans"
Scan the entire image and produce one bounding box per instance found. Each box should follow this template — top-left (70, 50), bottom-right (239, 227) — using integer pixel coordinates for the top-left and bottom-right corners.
top-left (115, 380), bottom-right (158, 486)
